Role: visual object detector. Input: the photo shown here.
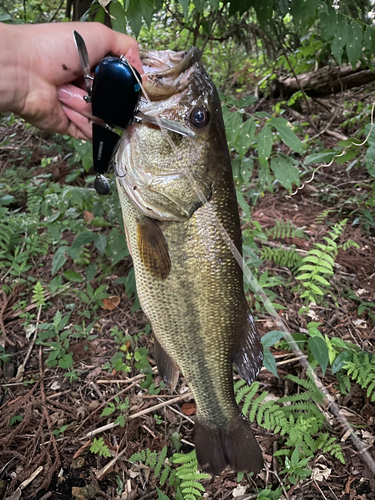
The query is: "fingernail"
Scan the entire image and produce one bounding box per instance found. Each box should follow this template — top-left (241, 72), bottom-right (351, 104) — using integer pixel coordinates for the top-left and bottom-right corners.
top-left (57, 86), bottom-right (72, 101)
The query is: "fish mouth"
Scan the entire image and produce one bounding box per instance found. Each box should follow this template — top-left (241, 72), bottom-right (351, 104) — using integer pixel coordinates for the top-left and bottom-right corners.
top-left (141, 47), bottom-right (201, 101)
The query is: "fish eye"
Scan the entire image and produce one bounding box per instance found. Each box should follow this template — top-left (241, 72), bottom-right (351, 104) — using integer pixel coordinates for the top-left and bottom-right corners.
top-left (190, 107), bottom-right (209, 128)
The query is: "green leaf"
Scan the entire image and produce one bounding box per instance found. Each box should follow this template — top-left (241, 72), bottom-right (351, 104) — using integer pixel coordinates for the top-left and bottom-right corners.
top-left (72, 232), bottom-right (95, 250)
top-left (257, 125), bottom-right (272, 165)
top-left (207, 0), bottom-right (219, 9)
top-left (366, 146), bottom-right (375, 177)
top-left (64, 270), bottom-right (83, 283)
top-left (253, 0), bottom-right (273, 29)
top-left (126, 0), bottom-right (143, 36)
top-left (236, 117), bottom-right (256, 159)
top-left (269, 118), bottom-right (303, 153)
top-left (110, 1), bottom-right (127, 33)
top-left (139, 0), bottom-right (155, 28)
top-left (330, 15), bottom-right (347, 65)
top-left (261, 330), bottom-right (284, 348)
top-left (52, 246), bottom-right (67, 275)
top-left (178, 0), bottom-right (190, 20)
top-left (312, 275), bottom-right (330, 287)
top-left (59, 353), bottom-right (73, 369)
top-left (270, 155), bottom-right (300, 190)
top-left (156, 487), bottom-right (171, 500)
top-left (106, 228), bottom-right (129, 266)
top-left (332, 351), bottom-right (352, 375)
top-left (346, 21), bottom-right (363, 70)
top-left (304, 151), bottom-right (335, 165)
top-left (95, 234), bottom-right (107, 254)
top-left (308, 336), bottom-right (329, 375)
top-left (263, 348), bottom-right (279, 377)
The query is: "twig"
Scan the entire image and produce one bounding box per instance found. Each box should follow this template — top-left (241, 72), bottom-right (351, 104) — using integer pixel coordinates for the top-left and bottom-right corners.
top-left (157, 397), bottom-right (195, 424)
top-left (80, 392), bottom-right (192, 440)
top-left (15, 304), bottom-right (42, 381)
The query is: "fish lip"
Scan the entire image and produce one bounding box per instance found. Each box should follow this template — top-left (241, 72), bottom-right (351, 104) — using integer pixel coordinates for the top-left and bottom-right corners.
top-left (141, 47), bottom-right (201, 77)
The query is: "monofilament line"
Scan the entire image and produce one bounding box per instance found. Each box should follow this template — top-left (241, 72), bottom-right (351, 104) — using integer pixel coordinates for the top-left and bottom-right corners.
top-left (123, 58), bottom-right (375, 474)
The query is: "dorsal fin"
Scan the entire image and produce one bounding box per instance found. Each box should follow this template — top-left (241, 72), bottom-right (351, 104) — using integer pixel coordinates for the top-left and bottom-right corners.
top-left (137, 219), bottom-right (171, 280)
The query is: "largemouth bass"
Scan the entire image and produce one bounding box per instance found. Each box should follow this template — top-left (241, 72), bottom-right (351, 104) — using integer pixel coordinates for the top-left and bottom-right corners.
top-left (115, 48), bottom-right (263, 474)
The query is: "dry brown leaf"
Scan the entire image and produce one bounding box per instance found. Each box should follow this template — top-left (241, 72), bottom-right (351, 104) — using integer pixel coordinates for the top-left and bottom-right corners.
top-left (84, 211), bottom-right (94, 223)
top-left (181, 402), bottom-right (196, 415)
top-left (101, 296), bottom-right (121, 310)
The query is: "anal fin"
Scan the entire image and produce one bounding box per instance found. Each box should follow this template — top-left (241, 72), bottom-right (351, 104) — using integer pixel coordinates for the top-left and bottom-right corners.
top-left (233, 308), bottom-right (263, 385)
top-left (137, 219), bottom-right (171, 280)
top-left (154, 337), bottom-right (179, 389)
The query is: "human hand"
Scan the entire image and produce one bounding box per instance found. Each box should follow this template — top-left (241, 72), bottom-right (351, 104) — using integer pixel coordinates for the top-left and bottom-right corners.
top-left (0, 22), bottom-right (143, 140)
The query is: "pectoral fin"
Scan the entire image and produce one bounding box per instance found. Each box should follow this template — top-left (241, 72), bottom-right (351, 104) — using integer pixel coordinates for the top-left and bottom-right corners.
top-left (233, 309), bottom-right (263, 385)
top-left (137, 219), bottom-right (171, 280)
top-left (154, 337), bottom-right (179, 388)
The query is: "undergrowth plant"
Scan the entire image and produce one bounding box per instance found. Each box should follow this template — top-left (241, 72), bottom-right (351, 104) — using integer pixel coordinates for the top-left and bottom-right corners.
top-left (128, 447), bottom-right (210, 500)
top-left (296, 219), bottom-right (359, 305)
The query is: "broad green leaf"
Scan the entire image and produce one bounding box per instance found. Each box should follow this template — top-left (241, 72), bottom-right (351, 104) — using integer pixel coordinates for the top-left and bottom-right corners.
top-left (330, 15), bottom-right (347, 65)
top-left (64, 270), bottom-right (83, 283)
top-left (319, 8), bottom-right (337, 41)
top-left (366, 146), bottom-right (375, 177)
top-left (59, 353), bottom-right (73, 369)
top-left (236, 189), bottom-right (251, 219)
top-left (364, 25), bottom-right (375, 54)
top-left (253, 0), bottom-right (273, 30)
top-left (236, 117), bottom-right (256, 159)
top-left (261, 330), bottom-right (284, 348)
top-left (139, 0), bottom-right (155, 28)
top-left (52, 246), bottom-right (67, 275)
top-left (263, 348), bottom-right (279, 377)
top-left (270, 155), bottom-right (300, 190)
top-left (95, 234), bottom-right (107, 254)
top-left (126, 0), bottom-right (143, 36)
top-left (72, 232), bottom-right (95, 250)
top-left (269, 118), bottom-right (303, 153)
top-left (304, 151), bottom-right (335, 164)
top-left (346, 21), bottom-right (363, 70)
top-left (110, 2), bottom-right (127, 33)
top-left (106, 228), bottom-right (129, 266)
top-left (178, 0), bottom-right (190, 20)
top-left (308, 336), bottom-right (329, 375)
top-left (224, 109), bottom-right (242, 148)
top-left (257, 125), bottom-right (272, 165)
top-left (332, 351), bottom-right (352, 374)
top-left (207, 0), bottom-right (219, 9)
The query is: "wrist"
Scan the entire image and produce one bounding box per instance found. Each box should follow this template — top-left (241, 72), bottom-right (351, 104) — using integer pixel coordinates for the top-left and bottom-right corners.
top-left (0, 23), bottom-right (28, 115)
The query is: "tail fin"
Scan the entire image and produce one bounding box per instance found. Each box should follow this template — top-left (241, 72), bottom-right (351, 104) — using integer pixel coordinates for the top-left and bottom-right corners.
top-left (194, 416), bottom-right (263, 475)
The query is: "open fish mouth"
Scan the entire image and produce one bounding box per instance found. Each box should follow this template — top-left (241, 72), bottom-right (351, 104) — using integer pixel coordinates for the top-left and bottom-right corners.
top-left (141, 47), bottom-right (201, 101)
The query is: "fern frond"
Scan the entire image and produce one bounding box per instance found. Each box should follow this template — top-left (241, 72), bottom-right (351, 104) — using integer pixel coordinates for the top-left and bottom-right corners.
top-left (266, 220), bottom-right (307, 240)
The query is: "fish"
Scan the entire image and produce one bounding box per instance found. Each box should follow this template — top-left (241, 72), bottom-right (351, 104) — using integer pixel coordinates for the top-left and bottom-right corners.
top-left (115, 48), bottom-right (263, 475)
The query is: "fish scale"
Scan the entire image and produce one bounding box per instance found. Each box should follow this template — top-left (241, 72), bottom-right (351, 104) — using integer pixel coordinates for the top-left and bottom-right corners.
top-left (115, 48), bottom-right (263, 474)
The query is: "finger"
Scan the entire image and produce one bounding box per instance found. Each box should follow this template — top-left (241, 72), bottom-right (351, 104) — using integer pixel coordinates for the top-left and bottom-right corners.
top-left (61, 104), bottom-right (92, 140)
top-left (58, 84), bottom-right (93, 118)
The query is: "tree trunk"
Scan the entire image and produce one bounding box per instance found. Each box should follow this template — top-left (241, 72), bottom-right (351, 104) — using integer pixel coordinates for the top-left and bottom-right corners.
top-left (72, 0), bottom-right (92, 21)
top-left (273, 64), bottom-right (375, 98)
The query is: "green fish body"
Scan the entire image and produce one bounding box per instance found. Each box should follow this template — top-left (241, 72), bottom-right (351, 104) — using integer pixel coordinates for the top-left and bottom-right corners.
top-left (115, 48), bottom-right (263, 474)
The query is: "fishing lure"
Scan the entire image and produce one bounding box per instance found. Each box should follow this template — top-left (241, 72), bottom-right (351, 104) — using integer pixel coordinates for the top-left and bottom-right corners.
top-left (73, 31), bottom-right (193, 195)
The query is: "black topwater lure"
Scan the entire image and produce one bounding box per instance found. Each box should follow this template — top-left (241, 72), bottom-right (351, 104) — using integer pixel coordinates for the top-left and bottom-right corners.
top-left (73, 31), bottom-right (195, 195)
top-left (74, 31), bottom-right (141, 195)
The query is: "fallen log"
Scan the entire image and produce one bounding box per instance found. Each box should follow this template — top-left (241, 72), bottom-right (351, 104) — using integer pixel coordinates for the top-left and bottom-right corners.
top-left (274, 64), bottom-right (375, 98)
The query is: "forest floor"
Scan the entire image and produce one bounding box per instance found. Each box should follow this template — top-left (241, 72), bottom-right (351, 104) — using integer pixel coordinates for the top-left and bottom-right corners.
top-left (0, 87), bottom-right (375, 500)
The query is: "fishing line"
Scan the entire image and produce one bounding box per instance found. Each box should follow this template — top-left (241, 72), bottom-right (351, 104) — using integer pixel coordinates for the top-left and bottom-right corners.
top-left (119, 57), bottom-right (375, 474)
top-left (287, 100), bottom-right (375, 199)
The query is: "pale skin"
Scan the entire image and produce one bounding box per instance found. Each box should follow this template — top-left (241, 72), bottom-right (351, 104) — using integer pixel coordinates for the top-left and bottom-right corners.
top-left (0, 22), bottom-right (143, 140)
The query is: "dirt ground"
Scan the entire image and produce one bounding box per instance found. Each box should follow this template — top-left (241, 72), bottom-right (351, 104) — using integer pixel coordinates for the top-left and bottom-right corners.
top-left (0, 89), bottom-right (375, 500)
